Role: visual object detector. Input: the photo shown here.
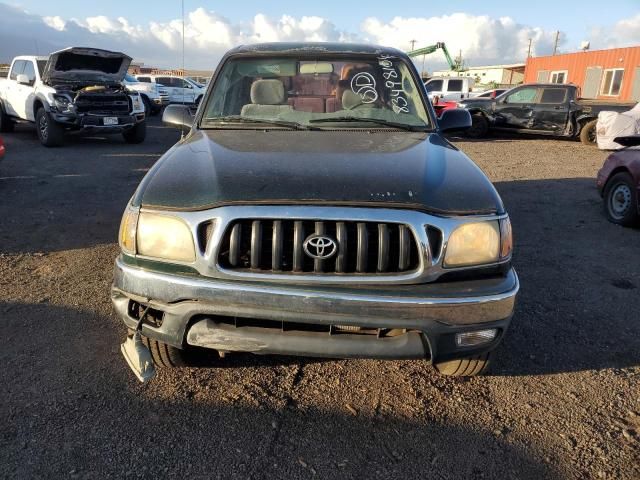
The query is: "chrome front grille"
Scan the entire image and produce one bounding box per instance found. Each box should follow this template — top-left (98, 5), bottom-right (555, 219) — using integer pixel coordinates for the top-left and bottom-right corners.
top-left (218, 219), bottom-right (420, 275)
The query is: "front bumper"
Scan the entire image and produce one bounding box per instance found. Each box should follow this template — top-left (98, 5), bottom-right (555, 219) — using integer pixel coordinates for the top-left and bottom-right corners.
top-left (51, 112), bottom-right (145, 133)
top-left (111, 256), bottom-right (519, 362)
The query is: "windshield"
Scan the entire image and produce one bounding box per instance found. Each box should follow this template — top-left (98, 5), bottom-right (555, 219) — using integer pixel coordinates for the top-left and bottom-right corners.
top-left (201, 55), bottom-right (431, 130)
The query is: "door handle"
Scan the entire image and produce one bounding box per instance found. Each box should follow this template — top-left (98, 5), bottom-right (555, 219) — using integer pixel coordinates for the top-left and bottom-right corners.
top-left (553, 106), bottom-right (562, 110)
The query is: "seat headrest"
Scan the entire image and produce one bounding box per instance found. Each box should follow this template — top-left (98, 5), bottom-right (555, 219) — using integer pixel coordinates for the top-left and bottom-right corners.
top-left (250, 79), bottom-right (285, 105)
top-left (342, 90), bottom-right (363, 110)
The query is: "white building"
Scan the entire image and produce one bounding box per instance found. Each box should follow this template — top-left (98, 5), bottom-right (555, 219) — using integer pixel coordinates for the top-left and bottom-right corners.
top-left (432, 63), bottom-right (525, 87)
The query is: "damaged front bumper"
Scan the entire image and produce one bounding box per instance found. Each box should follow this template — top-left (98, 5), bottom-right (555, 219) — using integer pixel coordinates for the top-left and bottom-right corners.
top-left (111, 256), bottom-right (519, 363)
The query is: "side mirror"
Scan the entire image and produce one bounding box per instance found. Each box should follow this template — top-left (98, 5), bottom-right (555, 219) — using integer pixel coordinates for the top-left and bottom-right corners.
top-left (16, 74), bottom-right (31, 85)
top-left (162, 104), bottom-right (194, 131)
top-left (438, 108), bottom-right (472, 133)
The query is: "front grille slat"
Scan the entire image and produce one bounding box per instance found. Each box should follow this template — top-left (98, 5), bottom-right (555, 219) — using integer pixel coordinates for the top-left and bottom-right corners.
top-left (314, 221), bottom-right (325, 273)
top-left (293, 221), bottom-right (304, 272)
top-left (218, 217), bottom-right (420, 277)
top-left (399, 225), bottom-right (410, 270)
top-left (250, 220), bottom-right (262, 269)
top-left (377, 224), bottom-right (390, 272)
top-left (356, 223), bottom-right (368, 273)
top-left (229, 223), bottom-right (241, 266)
top-left (272, 220), bottom-right (283, 271)
top-left (336, 222), bottom-right (347, 273)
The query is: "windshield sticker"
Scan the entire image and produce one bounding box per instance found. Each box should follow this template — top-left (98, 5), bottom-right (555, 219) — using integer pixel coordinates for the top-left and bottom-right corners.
top-left (351, 72), bottom-right (378, 104)
top-left (378, 55), bottom-right (410, 114)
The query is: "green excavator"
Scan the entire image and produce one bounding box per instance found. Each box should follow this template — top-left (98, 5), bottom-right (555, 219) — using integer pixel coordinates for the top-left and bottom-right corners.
top-left (407, 42), bottom-right (465, 73)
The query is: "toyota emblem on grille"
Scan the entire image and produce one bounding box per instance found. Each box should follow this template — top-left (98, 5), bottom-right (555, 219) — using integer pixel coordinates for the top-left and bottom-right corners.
top-left (303, 234), bottom-right (338, 260)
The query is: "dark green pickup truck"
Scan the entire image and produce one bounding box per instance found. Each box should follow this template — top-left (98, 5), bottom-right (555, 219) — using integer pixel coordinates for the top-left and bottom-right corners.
top-left (458, 83), bottom-right (635, 145)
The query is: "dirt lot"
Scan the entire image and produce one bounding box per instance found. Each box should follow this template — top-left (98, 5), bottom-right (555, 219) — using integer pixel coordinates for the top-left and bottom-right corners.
top-left (0, 118), bottom-right (638, 479)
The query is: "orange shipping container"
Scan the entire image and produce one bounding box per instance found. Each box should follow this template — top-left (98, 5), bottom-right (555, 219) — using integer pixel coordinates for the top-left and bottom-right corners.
top-left (524, 46), bottom-right (640, 102)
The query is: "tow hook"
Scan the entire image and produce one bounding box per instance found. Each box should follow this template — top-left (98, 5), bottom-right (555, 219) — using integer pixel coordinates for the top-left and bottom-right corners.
top-left (120, 304), bottom-right (156, 383)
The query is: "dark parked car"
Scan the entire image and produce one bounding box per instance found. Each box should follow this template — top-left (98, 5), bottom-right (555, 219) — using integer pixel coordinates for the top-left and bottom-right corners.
top-left (458, 83), bottom-right (634, 145)
top-left (597, 136), bottom-right (640, 226)
top-left (113, 42), bottom-right (518, 382)
top-left (0, 135), bottom-right (4, 159)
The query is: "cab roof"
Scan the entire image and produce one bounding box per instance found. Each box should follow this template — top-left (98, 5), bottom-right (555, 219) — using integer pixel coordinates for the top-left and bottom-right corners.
top-left (226, 42), bottom-right (406, 57)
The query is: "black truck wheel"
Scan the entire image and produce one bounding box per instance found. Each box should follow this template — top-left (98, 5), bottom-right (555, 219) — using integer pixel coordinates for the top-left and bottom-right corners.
top-left (139, 335), bottom-right (187, 368)
top-left (434, 352), bottom-right (493, 376)
top-left (580, 119), bottom-right (598, 146)
top-left (141, 95), bottom-right (152, 116)
top-left (35, 107), bottom-right (64, 147)
top-left (122, 121), bottom-right (147, 144)
top-left (603, 172), bottom-right (639, 227)
top-left (466, 113), bottom-right (489, 138)
top-left (0, 103), bottom-right (15, 133)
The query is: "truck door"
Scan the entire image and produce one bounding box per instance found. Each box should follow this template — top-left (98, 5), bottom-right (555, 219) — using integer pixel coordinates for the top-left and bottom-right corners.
top-left (4, 60), bottom-right (26, 116)
top-left (156, 77), bottom-right (178, 103)
top-left (532, 87), bottom-right (569, 133)
top-left (12, 60), bottom-right (37, 120)
top-left (493, 86), bottom-right (539, 129)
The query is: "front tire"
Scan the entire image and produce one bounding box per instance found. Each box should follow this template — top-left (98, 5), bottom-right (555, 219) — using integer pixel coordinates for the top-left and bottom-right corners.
top-left (466, 113), bottom-right (489, 138)
top-left (580, 119), bottom-right (597, 146)
top-left (35, 107), bottom-right (64, 147)
top-left (139, 335), bottom-right (187, 368)
top-left (122, 121), bottom-right (146, 144)
top-left (141, 95), bottom-right (152, 116)
top-left (434, 352), bottom-right (493, 376)
top-left (0, 103), bottom-right (15, 133)
top-left (603, 172), bottom-right (639, 227)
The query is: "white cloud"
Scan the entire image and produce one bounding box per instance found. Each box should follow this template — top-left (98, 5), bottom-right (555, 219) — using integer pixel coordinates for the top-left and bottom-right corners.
top-left (1, 3), bottom-right (639, 72)
top-left (361, 13), bottom-right (561, 69)
top-left (43, 15), bottom-right (65, 31)
top-left (591, 14), bottom-right (640, 49)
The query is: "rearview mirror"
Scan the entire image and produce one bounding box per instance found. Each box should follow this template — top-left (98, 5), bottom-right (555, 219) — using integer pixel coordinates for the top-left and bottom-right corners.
top-left (438, 108), bottom-right (471, 133)
top-left (162, 104), bottom-right (194, 131)
top-left (16, 74), bottom-right (31, 86)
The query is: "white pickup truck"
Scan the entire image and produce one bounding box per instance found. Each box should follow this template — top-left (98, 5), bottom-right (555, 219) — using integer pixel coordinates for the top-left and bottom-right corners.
top-left (424, 76), bottom-right (476, 102)
top-left (0, 47), bottom-right (146, 147)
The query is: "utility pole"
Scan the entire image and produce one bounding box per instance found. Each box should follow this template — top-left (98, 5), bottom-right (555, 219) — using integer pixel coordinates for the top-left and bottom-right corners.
top-left (527, 38), bottom-right (532, 58)
top-left (553, 31), bottom-right (560, 55)
top-left (410, 39), bottom-right (417, 51)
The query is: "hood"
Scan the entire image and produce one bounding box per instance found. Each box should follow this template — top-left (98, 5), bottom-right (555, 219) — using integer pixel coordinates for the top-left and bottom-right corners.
top-left (42, 47), bottom-right (132, 85)
top-left (133, 130), bottom-right (504, 215)
top-left (460, 97), bottom-right (494, 108)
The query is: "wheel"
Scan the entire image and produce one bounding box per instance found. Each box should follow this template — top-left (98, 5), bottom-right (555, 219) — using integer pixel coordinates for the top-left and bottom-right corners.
top-left (434, 352), bottom-right (493, 376)
top-left (580, 119), bottom-right (597, 146)
top-left (466, 113), bottom-right (489, 138)
top-left (0, 103), bottom-right (15, 133)
top-left (122, 121), bottom-right (146, 144)
top-left (138, 334), bottom-right (187, 368)
top-left (141, 95), bottom-right (152, 116)
top-left (35, 107), bottom-right (64, 147)
top-left (603, 172), bottom-right (639, 226)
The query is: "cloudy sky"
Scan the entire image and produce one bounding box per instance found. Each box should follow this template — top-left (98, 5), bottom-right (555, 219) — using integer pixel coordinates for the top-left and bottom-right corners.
top-left (1, 0), bottom-right (639, 71)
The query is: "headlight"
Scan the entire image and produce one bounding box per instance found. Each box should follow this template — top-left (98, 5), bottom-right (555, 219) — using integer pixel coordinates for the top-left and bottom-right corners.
top-left (136, 212), bottom-right (195, 262)
top-left (456, 103), bottom-right (466, 108)
top-left (444, 221), bottom-right (500, 267)
top-left (131, 95), bottom-right (143, 111)
top-left (52, 94), bottom-right (73, 112)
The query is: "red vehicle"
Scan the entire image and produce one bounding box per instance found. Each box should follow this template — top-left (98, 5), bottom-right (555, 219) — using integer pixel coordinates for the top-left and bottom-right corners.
top-left (0, 136), bottom-right (5, 159)
top-left (431, 97), bottom-right (458, 118)
top-left (597, 136), bottom-right (640, 226)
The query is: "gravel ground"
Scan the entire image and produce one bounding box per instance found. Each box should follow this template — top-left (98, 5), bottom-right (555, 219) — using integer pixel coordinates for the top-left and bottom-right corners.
top-left (0, 119), bottom-right (638, 479)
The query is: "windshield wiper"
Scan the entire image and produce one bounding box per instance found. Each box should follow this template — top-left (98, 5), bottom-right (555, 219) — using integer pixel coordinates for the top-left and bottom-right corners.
top-left (202, 115), bottom-right (316, 130)
top-left (309, 116), bottom-right (427, 131)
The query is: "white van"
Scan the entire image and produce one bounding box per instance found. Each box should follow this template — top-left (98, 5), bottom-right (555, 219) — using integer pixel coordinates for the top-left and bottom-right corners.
top-left (424, 77), bottom-right (475, 101)
top-left (134, 75), bottom-right (206, 104)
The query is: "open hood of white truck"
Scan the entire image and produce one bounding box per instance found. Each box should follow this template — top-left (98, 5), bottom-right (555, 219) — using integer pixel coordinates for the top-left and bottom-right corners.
top-left (42, 47), bottom-right (132, 85)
